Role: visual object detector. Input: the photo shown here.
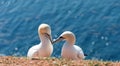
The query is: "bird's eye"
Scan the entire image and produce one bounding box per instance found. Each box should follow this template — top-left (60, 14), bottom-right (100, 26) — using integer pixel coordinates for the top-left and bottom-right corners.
top-left (60, 36), bottom-right (64, 39)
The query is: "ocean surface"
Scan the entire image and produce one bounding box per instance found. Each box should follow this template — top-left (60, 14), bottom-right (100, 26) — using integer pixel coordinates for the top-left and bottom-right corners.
top-left (0, 0), bottom-right (120, 61)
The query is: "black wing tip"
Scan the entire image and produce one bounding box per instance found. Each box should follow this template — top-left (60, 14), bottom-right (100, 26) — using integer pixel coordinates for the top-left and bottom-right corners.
top-left (84, 53), bottom-right (88, 56)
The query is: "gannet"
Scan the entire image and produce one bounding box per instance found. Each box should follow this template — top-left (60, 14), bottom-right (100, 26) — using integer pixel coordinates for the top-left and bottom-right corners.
top-left (53, 31), bottom-right (85, 60)
top-left (27, 24), bottom-right (53, 59)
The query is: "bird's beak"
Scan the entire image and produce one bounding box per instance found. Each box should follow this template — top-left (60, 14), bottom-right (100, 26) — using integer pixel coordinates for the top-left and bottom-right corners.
top-left (45, 33), bottom-right (53, 44)
top-left (52, 37), bottom-right (64, 44)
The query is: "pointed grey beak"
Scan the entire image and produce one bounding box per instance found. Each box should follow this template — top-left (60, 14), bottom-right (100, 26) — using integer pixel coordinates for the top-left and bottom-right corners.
top-left (45, 33), bottom-right (53, 44)
top-left (52, 37), bottom-right (64, 44)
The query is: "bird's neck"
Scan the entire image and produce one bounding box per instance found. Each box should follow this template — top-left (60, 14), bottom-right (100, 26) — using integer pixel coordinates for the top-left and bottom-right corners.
top-left (39, 34), bottom-right (51, 45)
top-left (65, 39), bottom-right (75, 45)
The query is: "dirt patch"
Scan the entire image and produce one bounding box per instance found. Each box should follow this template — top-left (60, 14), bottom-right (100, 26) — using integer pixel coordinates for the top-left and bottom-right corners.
top-left (0, 56), bottom-right (120, 66)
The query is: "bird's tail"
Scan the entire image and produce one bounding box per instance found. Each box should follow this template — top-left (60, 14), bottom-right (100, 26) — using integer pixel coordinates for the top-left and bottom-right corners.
top-left (84, 53), bottom-right (88, 56)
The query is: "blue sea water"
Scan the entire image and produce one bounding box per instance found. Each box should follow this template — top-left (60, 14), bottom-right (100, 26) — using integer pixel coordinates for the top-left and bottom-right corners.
top-left (0, 0), bottom-right (120, 61)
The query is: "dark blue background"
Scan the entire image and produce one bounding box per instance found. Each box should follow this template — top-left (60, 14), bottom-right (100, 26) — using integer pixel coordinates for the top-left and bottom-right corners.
top-left (0, 0), bottom-right (120, 61)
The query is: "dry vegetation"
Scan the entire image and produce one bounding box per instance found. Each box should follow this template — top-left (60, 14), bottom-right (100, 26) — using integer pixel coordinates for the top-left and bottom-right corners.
top-left (0, 56), bottom-right (120, 66)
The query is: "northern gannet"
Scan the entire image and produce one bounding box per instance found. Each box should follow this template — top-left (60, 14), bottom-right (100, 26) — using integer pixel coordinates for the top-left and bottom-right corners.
top-left (53, 31), bottom-right (85, 60)
top-left (27, 24), bottom-right (53, 59)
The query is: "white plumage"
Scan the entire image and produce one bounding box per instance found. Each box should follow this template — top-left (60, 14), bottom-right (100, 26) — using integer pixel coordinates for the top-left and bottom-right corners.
top-left (27, 24), bottom-right (53, 59)
top-left (53, 31), bottom-right (85, 60)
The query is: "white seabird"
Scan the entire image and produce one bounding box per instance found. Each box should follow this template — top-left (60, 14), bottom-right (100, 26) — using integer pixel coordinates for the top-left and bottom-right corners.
top-left (53, 31), bottom-right (85, 60)
top-left (27, 24), bottom-right (53, 59)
